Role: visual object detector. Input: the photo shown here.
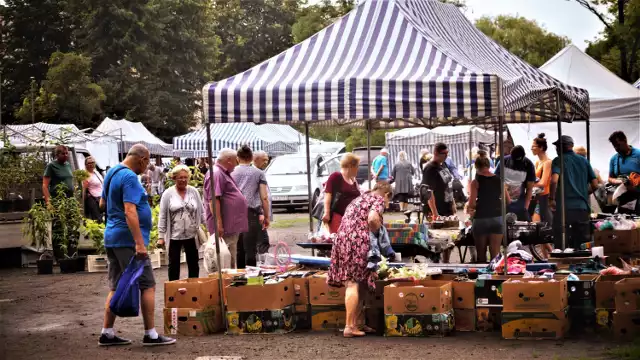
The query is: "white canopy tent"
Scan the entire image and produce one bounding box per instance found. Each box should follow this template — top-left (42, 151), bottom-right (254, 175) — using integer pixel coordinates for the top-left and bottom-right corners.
top-left (95, 117), bottom-right (175, 157)
top-left (509, 45), bottom-right (640, 174)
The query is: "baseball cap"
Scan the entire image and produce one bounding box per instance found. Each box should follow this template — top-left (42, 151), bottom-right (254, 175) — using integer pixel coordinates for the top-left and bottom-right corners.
top-left (552, 135), bottom-right (574, 146)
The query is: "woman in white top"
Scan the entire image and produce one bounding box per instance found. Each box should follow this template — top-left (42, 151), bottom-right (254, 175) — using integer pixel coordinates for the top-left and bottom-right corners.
top-left (158, 165), bottom-right (206, 280)
top-left (82, 156), bottom-right (104, 221)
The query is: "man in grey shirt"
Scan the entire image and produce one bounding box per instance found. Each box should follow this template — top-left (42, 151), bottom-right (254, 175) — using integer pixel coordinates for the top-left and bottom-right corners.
top-left (232, 145), bottom-right (270, 267)
top-left (253, 150), bottom-right (272, 254)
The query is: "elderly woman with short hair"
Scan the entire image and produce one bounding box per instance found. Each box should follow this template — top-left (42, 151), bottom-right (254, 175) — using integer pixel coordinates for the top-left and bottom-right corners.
top-left (158, 165), bottom-right (206, 280)
top-left (391, 151), bottom-right (414, 212)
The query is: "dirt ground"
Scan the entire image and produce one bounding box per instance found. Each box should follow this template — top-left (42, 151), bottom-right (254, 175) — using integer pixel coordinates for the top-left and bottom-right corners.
top-left (0, 212), bottom-right (631, 360)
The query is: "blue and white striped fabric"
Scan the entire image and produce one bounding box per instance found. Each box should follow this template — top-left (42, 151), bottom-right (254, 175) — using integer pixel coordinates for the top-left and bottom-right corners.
top-left (203, 0), bottom-right (589, 127)
top-left (634, 78), bottom-right (640, 89)
top-left (172, 123), bottom-right (302, 158)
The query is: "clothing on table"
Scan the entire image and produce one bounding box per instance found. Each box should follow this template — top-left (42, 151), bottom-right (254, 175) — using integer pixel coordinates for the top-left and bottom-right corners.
top-left (324, 172), bottom-right (361, 216)
top-left (203, 164), bottom-right (248, 236)
top-left (168, 237), bottom-right (199, 281)
top-left (328, 192), bottom-right (385, 289)
top-left (421, 161), bottom-right (454, 216)
top-left (102, 164), bottom-right (152, 248)
top-left (157, 185), bottom-right (205, 252)
top-left (474, 174), bottom-right (502, 219)
top-left (232, 164), bottom-right (267, 212)
top-left (367, 226), bottom-right (396, 271)
top-left (495, 155), bottom-right (536, 220)
top-left (551, 150), bottom-right (596, 212)
top-left (44, 161), bottom-right (74, 197)
top-left (371, 155), bottom-right (389, 181)
top-left (391, 161), bottom-right (414, 195)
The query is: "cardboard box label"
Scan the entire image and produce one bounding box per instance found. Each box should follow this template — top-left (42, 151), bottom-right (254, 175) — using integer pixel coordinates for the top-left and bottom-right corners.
top-left (226, 306), bottom-right (295, 335)
top-left (503, 279), bottom-right (568, 312)
top-left (163, 308), bottom-right (222, 336)
top-left (384, 280), bottom-right (452, 315)
top-left (384, 311), bottom-right (454, 337)
top-left (475, 276), bottom-right (512, 306)
top-left (476, 307), bottom-right (502, 332)
top-left (308, 277), bottom-right (346, 306)
top-left (311, 305), bottom-right (346, 331)
top-left (501, 310), bottom-right (569, 340)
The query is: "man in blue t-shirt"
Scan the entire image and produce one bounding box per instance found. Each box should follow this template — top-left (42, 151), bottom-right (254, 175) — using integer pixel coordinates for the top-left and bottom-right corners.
top-left (98, 144), bottom-right (176, 347)
top-left (372, 148), bottom-right (389, 181)
top-left (608, 131), bottom-right (640, 215)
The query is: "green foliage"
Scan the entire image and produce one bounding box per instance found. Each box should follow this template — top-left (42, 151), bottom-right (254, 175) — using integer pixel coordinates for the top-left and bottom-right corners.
top-left (344, 129), bottom-right (387, 152)
top-left (22, 202), bottom-right (52, 249)
top-left (73, 169), bottom-right (90, 190)
top-left (80, 219), bottom-right (106, 255)
top-left (51, 184), bottom-right (83, 257)
top-left (475, 15), bottom-right (570, 68)
top-left (0, 141), bottom-right (47, 199)
top-left (148, 204), bottom-right (160, 250)
top-left (292, 0), bottom-right (354, 44)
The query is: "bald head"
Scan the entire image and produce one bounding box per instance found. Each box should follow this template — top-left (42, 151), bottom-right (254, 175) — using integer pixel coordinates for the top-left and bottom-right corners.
top-left (128, 144), bottom-right (150, 159)
top-left (253, 150), bottom-right (269, 170)
top-left (124, 144), bottom-right (150, 175)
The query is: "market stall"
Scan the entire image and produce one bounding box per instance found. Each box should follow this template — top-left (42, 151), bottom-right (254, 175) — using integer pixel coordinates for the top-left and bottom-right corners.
top-left (94, 117), bottom-right (176, 157)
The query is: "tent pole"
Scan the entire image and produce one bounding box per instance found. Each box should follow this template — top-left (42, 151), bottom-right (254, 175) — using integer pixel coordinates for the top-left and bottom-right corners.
top-left (367, 121), bottom-right (372, 190)
top-left (556, 90), bottom-right (566, 250)
top-left (498, 117), bottom-right (507, 275)
top-left (205, 121), bottom-right (226, 330)
top-left (304, 122), bottom-right (315, 256)
top-left (585, 119), bottom-right (591, 162)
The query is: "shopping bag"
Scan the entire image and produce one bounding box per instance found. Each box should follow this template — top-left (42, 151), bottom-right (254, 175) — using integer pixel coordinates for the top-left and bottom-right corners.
top-left (203, 235), bottom-right (231, 274)
top-left (109, 257), bottom-right (146, 317)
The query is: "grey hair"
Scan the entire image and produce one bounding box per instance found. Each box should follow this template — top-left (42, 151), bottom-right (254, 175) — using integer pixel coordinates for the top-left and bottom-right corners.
top-left (127, 144), bottom-right (150, 158)
top-left (398, 151), bottom-right (408, 162)
top-left (253, 150), bottom-right (268, 159)
top-left (170, 164), bottom-right (191, 179)
top-left (217, 148), bottom-right (237, 161)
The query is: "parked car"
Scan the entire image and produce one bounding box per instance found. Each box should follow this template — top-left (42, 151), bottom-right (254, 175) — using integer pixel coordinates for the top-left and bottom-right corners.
top-left (265, 153), bottom-right (341, 211)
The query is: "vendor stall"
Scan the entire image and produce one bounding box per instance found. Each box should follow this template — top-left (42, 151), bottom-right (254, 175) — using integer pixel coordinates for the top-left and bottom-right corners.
top-left (94, 117), bottom-right (176, 157)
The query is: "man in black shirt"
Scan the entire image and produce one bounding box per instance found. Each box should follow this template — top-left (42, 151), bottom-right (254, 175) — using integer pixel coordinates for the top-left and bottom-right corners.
top-left (422, 142), bottom-right (456, 217)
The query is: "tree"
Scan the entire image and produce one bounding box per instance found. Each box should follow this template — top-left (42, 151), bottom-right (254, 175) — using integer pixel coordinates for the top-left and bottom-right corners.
top-left (344, 129), bottom-right (386, 151)
top-left (0, 0), bottom-right (76, 124)
top-left (475, 15), bottom-right (570, 67)
top-left (16, 52), bottom-right (105, 127)
top-left (292, 0), bottom-right (355, 44)
top-left (576, 0), bottom-right (640, 82)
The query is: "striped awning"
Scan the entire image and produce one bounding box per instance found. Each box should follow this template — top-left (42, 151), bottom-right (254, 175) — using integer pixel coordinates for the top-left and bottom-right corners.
top-left (203, 0), bottom-right (589, 128)
top-left (173, 123), bottom-right (302, 158)
top-left (634, 78), bottom-right (640, 89)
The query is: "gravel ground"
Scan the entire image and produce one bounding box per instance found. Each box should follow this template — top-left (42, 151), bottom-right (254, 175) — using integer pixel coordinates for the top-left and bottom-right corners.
top-left (0, 212), bottom-right (629, 360)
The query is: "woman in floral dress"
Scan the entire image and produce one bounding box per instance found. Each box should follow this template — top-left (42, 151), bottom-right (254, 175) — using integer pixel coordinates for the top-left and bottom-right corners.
top-left (328, 181), bottom-right (392, 338)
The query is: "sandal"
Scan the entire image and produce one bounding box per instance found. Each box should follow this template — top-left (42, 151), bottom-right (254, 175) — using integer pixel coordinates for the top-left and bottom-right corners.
top-left (343, 326), bottom-right (366, 338)
top-left (359, 325), bottom-right (376, 333)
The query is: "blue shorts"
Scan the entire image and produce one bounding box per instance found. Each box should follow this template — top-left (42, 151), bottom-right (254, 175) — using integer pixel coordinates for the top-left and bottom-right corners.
top-left (472, 216), bottom-right (503, 237)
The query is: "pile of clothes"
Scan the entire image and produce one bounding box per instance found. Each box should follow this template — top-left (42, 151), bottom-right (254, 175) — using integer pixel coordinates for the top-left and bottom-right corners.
top-left (486, 240), bottom-right (533, 275)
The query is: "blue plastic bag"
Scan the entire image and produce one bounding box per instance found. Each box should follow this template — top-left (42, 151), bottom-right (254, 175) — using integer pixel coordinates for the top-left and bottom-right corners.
top-left (109, 257), bottom-right (146, 317)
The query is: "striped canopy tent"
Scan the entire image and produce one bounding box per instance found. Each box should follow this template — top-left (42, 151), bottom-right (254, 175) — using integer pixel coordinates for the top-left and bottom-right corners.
top-left (95, 118), bottom-right (175, 157)
top-left (635, 78), bottom-right (640, 88)
top-left (203, 0), bottom-right (589, 128)
top-left (173, 123), bottom-right (304, 158)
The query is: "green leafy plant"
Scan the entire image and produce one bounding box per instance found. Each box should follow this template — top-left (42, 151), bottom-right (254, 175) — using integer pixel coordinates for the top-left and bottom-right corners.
top-left (80, 219), bottom-right (105, 254)
top-left (0, 140), bottom-right (47, 200)
top-left (73, 169), bottom-right (90, 188)
top-left (22, 202), bottom-right (53, 249)
top-left (164, 161), bottom-right (204, 193)
top-left (51, 184), bottom-right (83, 258)
top-left (148, 204), bottom-right (161, 251)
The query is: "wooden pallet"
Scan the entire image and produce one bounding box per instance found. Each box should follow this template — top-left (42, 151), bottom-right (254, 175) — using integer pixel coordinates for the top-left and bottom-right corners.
top-left (87, 255), bottom-right (108, 273)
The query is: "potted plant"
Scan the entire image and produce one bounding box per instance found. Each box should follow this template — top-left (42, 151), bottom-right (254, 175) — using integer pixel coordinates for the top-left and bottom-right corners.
top-left (51, 184), bottom-right (83, 273)
top-left (0, 141), bottom-right (46, 212)
top-left (22, 202), bottom-right (54, 274)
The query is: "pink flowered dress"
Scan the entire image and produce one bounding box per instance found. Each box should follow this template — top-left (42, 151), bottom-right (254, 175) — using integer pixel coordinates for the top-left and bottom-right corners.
top-left (327, 192), bottom-right (385, 289)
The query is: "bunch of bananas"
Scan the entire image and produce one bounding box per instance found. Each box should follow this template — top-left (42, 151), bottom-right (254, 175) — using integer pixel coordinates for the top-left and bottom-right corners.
top-left (245, 315), bottom-right (263, 333)
top-left (404, 318), bottom-right (423, 336)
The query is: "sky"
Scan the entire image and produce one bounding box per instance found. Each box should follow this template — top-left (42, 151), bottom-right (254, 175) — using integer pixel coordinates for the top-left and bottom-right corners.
top-left (463, 0), bottom-right (606, 50)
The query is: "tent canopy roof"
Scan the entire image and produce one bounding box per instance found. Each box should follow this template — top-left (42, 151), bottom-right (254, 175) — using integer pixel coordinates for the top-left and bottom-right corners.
top-left (634, 78), bottom-right (640, 89)
top-left (541, 45), bottom-right (640, 100)
top-left (204, 0), bottom-right (589, 128)
top-left (4, 123), bottom-right (118, 145)
top-left (95, 118), bottom-right (174, 156)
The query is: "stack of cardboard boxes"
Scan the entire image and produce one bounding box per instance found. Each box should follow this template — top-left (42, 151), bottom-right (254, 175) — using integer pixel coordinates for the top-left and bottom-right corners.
top-left (383, 280), bottom-right (454, 337)
top-left (163, 278), bottom-right (224, 336)
top-left (434, 275), bottom-right (476, 331)
top-left (594, 274), bottom-right (639, 331)
top-left (475, 275), bottom-right (512, 332)
top-left (566, 274), bottom-right (599, 332)
top-left (595, 228), bottom-right (640, 268)
top-left (308, 274), bottom-right (347, 331)
top-left (501, 278), bottom-right (569, 339)
top-left (612, 278), bottom-right (640, 338)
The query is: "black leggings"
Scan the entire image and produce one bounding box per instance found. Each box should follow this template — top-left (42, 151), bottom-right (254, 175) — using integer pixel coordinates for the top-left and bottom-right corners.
top-left (168, 238), bottom-right (199, 281)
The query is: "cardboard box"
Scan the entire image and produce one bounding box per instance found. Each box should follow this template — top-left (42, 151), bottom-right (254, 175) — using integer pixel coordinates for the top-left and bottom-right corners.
top-left (615, 278), bottom-right (640, 313)
top-left (568, 306), bottom-right (596, 332)
top-left (365, 280), bottom-right (395, 309)
top-left (454, 309), bottom-right (475, 331)
top-left (501, 309), bottom-right (569, 340)
top-left (225, 278), bottom-right (295, 312)
top-left (293, 277), bottom-right (310, 305)
top-left (476, 307), bottom-right (502, 332)
top-left (594, 228), bottom-right (640, 253)
top-left (294, 304), bottom-right (311, 330)
top-left (502, 278), bottom-right (568, 312)
top-left (311, 305), bottom-right (346, 331)
top-left (595, 308), bottom-right (615, 331)
top-left (384, 280), bottom-right (452, 315)
top-left (226, 306), bottom-right (296, 334)
top-left (475, 275), bottom-right (513, 306)
top-left (566, 274), bottom-right (599, 308)
top-left (164, 278), bottom-right (221, 309)
top-left (612, 311), bottom-right (640, 338)
top-left (163, 308), bottom-right (223, 336)
top-left (595, 275), bottom-right (640, 309)
top-left (384, 311), bottom-right (454, 337)
top-left (432, 275), bottom-right (476, 309)
top-left (308, 276), bottom-right (346, 306)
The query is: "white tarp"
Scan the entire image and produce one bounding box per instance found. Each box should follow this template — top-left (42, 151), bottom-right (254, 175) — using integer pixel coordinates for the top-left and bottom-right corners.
top-left (509, 45), bottom-right (640, 175)
top-left (95, 117), bottom-right (174, 156)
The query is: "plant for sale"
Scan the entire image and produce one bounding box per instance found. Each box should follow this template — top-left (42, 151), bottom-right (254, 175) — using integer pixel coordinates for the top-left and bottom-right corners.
top-left (51, 183), bottom-right (83, 258)
top-left (80, 218), bottom-right (105, 254)
top-left (22, 202), bottom-right (53, 250)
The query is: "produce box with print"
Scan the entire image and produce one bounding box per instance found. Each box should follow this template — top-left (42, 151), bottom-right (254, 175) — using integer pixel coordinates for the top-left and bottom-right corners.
top-left (615, 278), bottom-right (640, 313)
top-left (311, 305), bottom-right (346, 331)
top-left (309, 276), bottom-right (346, 306)
top-left (595, 308), bottom-right (615, 332)
top-left (433, 274), bottom-right (476, 310)
top-left (226, 306), bottom-right (295, 335)
top-left (502, 278), bottom-right (568, 312)
top-left (595, 275), bottom-right (640, 309)
top-left (454, 309), bottom-right (475, 332)
top-left (475, 275), bottom-right (514, 306)
top-left (566, 274), bottom-right (599, 308)
top-left (225, 278), bottom-right (295, 312)
top-left (613, 311), bottom-right (640, 338)
top-left (501, 309), bottom-right (569, 340)
top-left (384, 280), bottom-right (452, 315)
top-left (384, 311), bottom-right (454, 337)
top-left (164, 278), bottom-right (222, 309)
top-left (164, 308), bottom-right (223, 336)
top-left (476, 307), bottom-right (502, 332)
